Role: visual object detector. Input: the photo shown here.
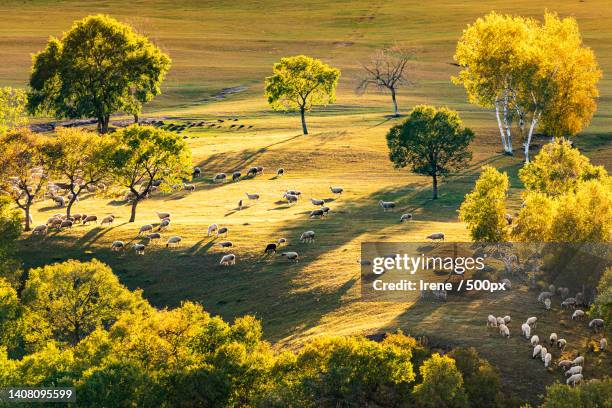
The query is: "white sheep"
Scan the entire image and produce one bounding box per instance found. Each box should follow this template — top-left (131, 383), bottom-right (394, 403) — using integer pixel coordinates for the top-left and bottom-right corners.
top-left (166, 236), bottom-right (182, 248)
top-left (218, 227), bottom-right (229, 237)
top-left (496, 317), bottom-right (505, 326)
top-left (133, 244), bottom-right (145, 255)
top-left (100, 215), bottom-right (115, 226)
top-left (246, 193), bottom-right (260, 200)
top-left (426, 232), bottom-right (445, 241)
top-left (540, 347), bottom-right (547, 361)
top-left (276, 168), bottom-right (284, 177)
top-left (183, 183), bottom-right (195, 192)
top-left (310, 198), bottom-right (325, 206)
top-left (138, 224), bottom-right (153, 235)
top-left (503, 315), bottom-right (511, 324)
top-left (544, 298), bottom-right (551, 310)
top-left (589, 318), bottom-right (604, 332)
top-left (207, 224), bottom-right (219, 236)
top-left (111, 241), bottom-right (125, 252)
top-left (146, 232), bottom-right (161, 243)
top-left (538, 291), bottom-right (553, 302)
top-left (400, 213), bottom-right (412, 222)
top-left (284, 193), bottom-right (299, 204)
top-left (82, 215), bottom-right (97, 225)
top-left (549, 333), bottom-right (558, 347)
top-left (158, 219), bottom-right (170, 231)
top-left (218, 241), bottom-right (233, 250)
top-left (532, 344), bottom-right (542, 358)
top-left (330, 186), bottom-right (343, 194)
top-left (499, 324), bottom-right (510, 338)
top-left (571, 356), bottom-right (584, 366)
top-left (379, 200), bottom-right (396, 211)
top-left (526, 316), bottom-right (537, 327)
top-left (31, 224), bottom-right (48, 235)
top-left (281, 251), bottom-right (299, 262)
top-left (219, 253), bottom-right (236, 266)
top-left (600, 338), bottom-right (607, 351)
top-left (572, 309), bottom-right (585, 320)
top-left (310, 209), bottom-right (324, 218)
top-left (562, 298), bottom-right (577, 309)
top-left (300, 230), bottom-right (315, 243)
top-left (557, 339), bottom-right (567, 351)
top-left (278, 238), bottom-right (287, 246)
top-left (213, 173), bottom-right (227, 182)
top-left (565, 366), bottom-right (582, 376)
top-left (487, 315), bottom-right (498, 327)
top-left (531, 335), bottom-right (540, 347)
top-left (558, 360), bottom-right (573, 369)
top-left (286, 190), bottom-right (301, 196)
top-left (60, 220), bottom-right (73, 229)
top-left (544, 353), bottom-right (552, 368)
top-left (566, 374), bottom-right (583, 387)
top-left (156, 212), bottom-right (170, 220)
top-left (521, 323), bottom-right (531, 339)
top-left (501, 278), bottom-right (511, 290)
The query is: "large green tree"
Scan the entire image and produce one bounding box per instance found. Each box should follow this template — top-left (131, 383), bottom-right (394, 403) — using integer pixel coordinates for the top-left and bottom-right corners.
top-left (27, 15), bottom-right (171, 133)
top-left (386, 105), bottom-right (474, 199)
top-left (412, 353), bottom-right (468, 408)
top-left (109, 125), bottom-right (191, 222)
top-left (265, 55), bottom-right (340, 135)
top-left (0, 87), bottom-right (28, 135)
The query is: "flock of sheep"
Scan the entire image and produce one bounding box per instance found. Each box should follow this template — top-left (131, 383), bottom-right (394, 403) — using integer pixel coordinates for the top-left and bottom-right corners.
top-left (487, 284), bottom-right (606, 387)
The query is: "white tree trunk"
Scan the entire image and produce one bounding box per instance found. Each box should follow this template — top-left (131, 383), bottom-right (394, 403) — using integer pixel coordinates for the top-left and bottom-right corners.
top-left (502, 91), bottom-right (513, 154)
top-left (524, 111), bottom-right (540, 163)
top-left (495, 102), bottom-right (509, 153)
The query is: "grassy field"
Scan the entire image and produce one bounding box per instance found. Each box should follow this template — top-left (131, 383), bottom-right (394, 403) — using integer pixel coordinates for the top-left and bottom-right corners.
top-left (2, 0), bottom-right (611, 404)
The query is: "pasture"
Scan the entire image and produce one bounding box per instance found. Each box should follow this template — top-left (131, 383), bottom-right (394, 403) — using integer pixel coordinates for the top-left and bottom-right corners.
top-left (2, 0), bottom-right (611, 403)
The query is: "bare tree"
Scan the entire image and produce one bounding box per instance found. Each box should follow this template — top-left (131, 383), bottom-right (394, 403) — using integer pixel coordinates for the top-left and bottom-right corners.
top-left (357, 47), bottom-right (413, 116)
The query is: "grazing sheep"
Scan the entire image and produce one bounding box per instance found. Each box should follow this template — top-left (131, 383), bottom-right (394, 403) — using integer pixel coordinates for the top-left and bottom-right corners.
top-left (557, 339), bottom-right (567, 351)
top-left (246, 167), bottom-right (258, 177)
top-left (284, 193), bottom-right (299, 204)
top-left (572, 309), bottom-right (585, 320)
top-left (487, 315), bottom-right (498, 327)
top-left (53, 196), bottom-right (65, 207)
top-left (521, 323), bottom-right (531, 339)
top-left (300, 230), bottom-right (315, 243)
top-left (256, 166), bottom-right (264, 174)
top-left (146, 232), bottom-right (161, 243)
top-left (565, 366), bottom-right (582, 376)
top-left (549, 333), bottom-right (558, 347)
top-left (232, 171), bottom-right (242, 181)
top-left (286, 190), bottom-right (301, 196)
top-left (281, 251), bottom-right (299, 262)
top-left (310, 209), bottom-right (325, 218)
top-left (82, 215), bottom-right (98, 225)
top-left (558, 360), bottom-right (573, 369)
top-left (544, 298), bottom-right (551, 310)
top-left (166, 236), bottom-right (182, 248)
top-left (193, 167), bottom-right (201, 178)
top-left (101, 215), bottom-right (115, 226)
top-left (158, 219), bottom-right (170, 231)
top-left (60, 220), bottom-right (73, 229)
top-left (600, 338), bottom-right (607, 351)
top-left (111, 241), bottom-right (125, 252)
top-left (558, 287), bottom-right (570, 299)
top-left (571, 356), bottom-right (584, 366)
top-left (562, 298), bottom-right (577, 309)
top-left (540, 347), bottom-right (548, 361)
top-left (589, 318), bottom-right (604, 332)
top-left (278, 238), bottom-right (287, 246)
top-left (321, 206), bottom-right (331, 215)
top-left (213, 173), bottom-right (227, 182)
top-left (496, 317), bottom-right (505, 326)
top-left (503, 315), bottom-right (511, 324)
top-left (217, 227), bottom-right (229, 237)
top-left (549, 284), bottom-right (556, 294)
top-left (330, 186), bottom-right (343, 194)
top-left (276, 168), bottom-right (284, 176)
top-left (207, 224), bottom-right (218, 236)
top-left (531, 335), bottom-right (540, 347)
top-left (138, 224), bottom-right (153, 235)
top-left (544, 353), bottom-right (552, 368)
top-left (32, 224), bottom-right (48, 235)
top-left (501, 278), bottom-right (511, 290)
top-left (183, 183), bottom-right (195, 192)
top-left (219, 253), bottom-right (236, 266)
top-left (310, 198), bottom-right (325, 206)
top-left (379, 200), bottom-right (396, 211)
top-left (156, 212), bottom-right (170, 220)
top-left (264, 243), bottom-right (277, 254)
top-left (526, 316), bottom-right (538, 327)
top-left (499, 324), bottom-right (510, 338)
top-left (533, 345), bottom-right (542, 358)
top-left (400, 213), bottom-right (412, 222)
top-left (72, 214), bottom-right (83, 223)
top-left (133, 244), bottom-right (145, 255)
top-left (218, 241), bottom-right (233, 249)
top-left (538, 291), bottom-right (553, 302)
top-left (426, 232), bottom-right (445, 241)
top-left (566, 374), bottom-right (583, 387)
top-left (246, 193), bottom-right (260, 200)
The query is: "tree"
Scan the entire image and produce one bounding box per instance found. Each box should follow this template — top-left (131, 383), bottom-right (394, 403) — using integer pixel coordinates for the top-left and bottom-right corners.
top-left (27, 15), bottom-right (171, 134)
top-left (541, 378), bottom-right (612, 408)
top-left (519, 140), bottom-right (607, 197)
top-left (0, 87), bottom-right (28, 135)
top-left (265, 55), bottom-right (340, 135)
top-left (44, 127), bottom-right (114, 216)
top-left (0, 129), bottom-right (48, 231)
top-left (386, 105), bottom-right (474, 199)
top-left (412, 353), bottom-right (468, 408)
top-left (357, 47), bottom-right (413, 116)
top-left (109, 125), bottom-right (191, 222)
top-left (591, 267), bottom-right (611, 328)
top-left (454, 12), bottom-right (601, 161)
top-left (449, 347), bottom-right (503, 408)
top-left (459, 166), bottom-right (509, 242)
top-left (21, 259), bottom-right (149, 345)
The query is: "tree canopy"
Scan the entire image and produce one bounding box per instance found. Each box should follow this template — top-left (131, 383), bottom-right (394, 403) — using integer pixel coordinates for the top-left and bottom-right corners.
top-left (265, 55), bottom-right (340, 135)
top-left (386, 105), bottom-right (474, 199)
top-left (0, 87), bottom-right (28, 135)
top-left (27, 14), bottom-right (171, 133)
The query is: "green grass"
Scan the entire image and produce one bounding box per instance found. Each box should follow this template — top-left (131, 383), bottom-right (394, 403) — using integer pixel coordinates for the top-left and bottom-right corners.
top-left (2, 0), bottom-right (611, 404)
